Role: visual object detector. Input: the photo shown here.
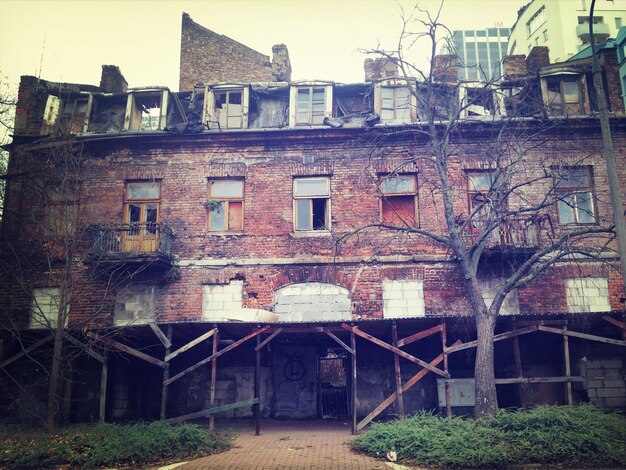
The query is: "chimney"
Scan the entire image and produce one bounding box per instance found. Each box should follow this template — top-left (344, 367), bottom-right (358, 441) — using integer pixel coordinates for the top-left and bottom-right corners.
top-left (526, 47), bottom-right (550, 74)
top-left (99, 65), bottom-right (128, 93)
top-left (272, 44), bottom-right (292, 82)
top-left (364, 58), bottom-right (398, 82)
top-left (502, 55), bottom-right (528, 80)
top-left (432, 54), bottom-right (458, 83)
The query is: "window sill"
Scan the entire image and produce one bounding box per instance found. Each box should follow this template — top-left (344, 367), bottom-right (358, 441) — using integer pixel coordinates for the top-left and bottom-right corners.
top-left (206, 231), bottom-right (245, 236)
top-left (291, 230), bottom-right (332, 238)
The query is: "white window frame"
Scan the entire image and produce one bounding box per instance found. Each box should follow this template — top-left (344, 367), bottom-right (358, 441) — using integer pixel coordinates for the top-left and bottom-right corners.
top-left (30, 287), bottom-right (67, 329)
top-left (207, 179), bottom-right (245, 232)
top-left (293, 177), bottom-right (331, 232)
top-left (204, 85), bottom-right (249, 130)
top-left (289, 83), bottom-right (333, 127)
top-left (124, 89), bottom-right (169, 131)
top-left (374, 80), bottom-right (416, 124)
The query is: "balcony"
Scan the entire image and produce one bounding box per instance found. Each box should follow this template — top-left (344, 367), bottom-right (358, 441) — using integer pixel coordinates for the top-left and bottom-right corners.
top-left (576, 23), bottom-right (610, 43)
top-left (87, 223), bottom-right (173, 268)
top-left (466, 215), bottom-right (554, 259)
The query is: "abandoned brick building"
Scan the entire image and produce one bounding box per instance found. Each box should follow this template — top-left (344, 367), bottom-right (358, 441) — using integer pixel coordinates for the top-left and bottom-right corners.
top-left (1, 14), bottom-right (626, 431)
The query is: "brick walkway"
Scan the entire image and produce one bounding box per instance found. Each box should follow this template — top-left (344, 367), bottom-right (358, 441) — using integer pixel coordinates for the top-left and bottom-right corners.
top-left (177, 419), bottom-right (390, 470)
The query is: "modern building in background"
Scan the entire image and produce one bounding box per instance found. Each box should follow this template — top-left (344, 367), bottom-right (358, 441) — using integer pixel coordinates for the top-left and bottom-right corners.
top-left (452, 28), bottom-right (510, 80)
top-left (508, 0), bottom-right (626, 63)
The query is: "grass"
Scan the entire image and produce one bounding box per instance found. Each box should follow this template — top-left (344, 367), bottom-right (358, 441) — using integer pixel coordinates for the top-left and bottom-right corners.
top-left (0, 421), bottom-right (233, 469)
top-left (352, 404), bottom-right (626, 468)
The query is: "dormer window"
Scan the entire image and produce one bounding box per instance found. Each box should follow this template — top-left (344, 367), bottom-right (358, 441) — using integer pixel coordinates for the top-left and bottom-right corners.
top-left (124, 88), bottom-right (186, 131)
top-left (544, 78), bottom-right (583, 116)
top-left (374, 80), bottom-right (416, 124)
top-left (205, 85), bottom-right (249, 130)
top-left (289, 83), bottom-right (333, 126)
top-left (460, 84), bottom-right (501, 117)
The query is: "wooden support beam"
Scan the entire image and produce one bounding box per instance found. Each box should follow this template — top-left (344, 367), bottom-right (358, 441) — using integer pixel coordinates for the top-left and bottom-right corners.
top-left (63, 333), bottom-right (105, 363)
top-left (255, 334), bottom-right (261, 436)
top-left (602, 315), bottom-right (626, 332)
top-left (391, 322), bottom-right (404, 419)
top-left (397, 324), bottom-right (443, 348)
top-left (351, 331), bottom-right (357, 435)
top-left (563, 323), bottom-right (573, 405)
top-left (324, 329), bottom-right (355, 356)
top-left (166, 398), bottom-right (259, 424)
top-left (537, 325), bottom-right (626, 347)
top-left (149, 323), bottom-right (172, 349)
top-left (165, 326), bottom-right (270, 386)
top-left (445, 326), bottom-right (539, 354)
top-left (357, 351), bottom-right (447, 432)
top-left (255, 328), bottom-right (283, 351)
top-left (512, 319), bottom-right (567, 327)
top-left (513, 335), bottom-right (525, 408)
top-left (492, 376), bottom-right (584, 384)
top-left (165, 328), bottom-right (217, 362)
top-left (86, 332), bottom-right (167, 368)
top-left (160, 325), bottom-right (173, 421)
top-left (209, 330), bottom-right (219, 432)
top-left (99, 351), bottom-right (108, 423)
top-left (0, 334), bottom-right (54, 368)
top-left (341, 324), bottom-right (448, 378)
top-left (442, 323), bottom-right (452, 418)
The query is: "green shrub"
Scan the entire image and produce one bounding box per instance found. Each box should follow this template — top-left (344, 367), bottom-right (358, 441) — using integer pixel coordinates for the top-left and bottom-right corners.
top-left (0, 421), bottom-right (232, 469)
top-left (352, 404), bottom-right (626, 468)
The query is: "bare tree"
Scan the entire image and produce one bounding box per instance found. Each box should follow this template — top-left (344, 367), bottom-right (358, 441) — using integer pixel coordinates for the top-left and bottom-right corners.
top-left (339, 4), bottom-right (619, 417)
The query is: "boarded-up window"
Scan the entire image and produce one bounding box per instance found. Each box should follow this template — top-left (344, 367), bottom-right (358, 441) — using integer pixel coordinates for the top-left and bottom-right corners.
top-left (380, 174), bottom-right (417, 227)
top-left (382, 279), bottom-right (425, 318)
top-left (208, 180), bottom-right (244, 231)
top-left (566, 277), bottom-right (610, 313)
top-left (114, 285), bottom-right (155, 324)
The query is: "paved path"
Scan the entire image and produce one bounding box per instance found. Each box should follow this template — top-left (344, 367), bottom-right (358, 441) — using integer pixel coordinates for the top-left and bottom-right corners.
top-left (177, 420), bottom-right (391, 470)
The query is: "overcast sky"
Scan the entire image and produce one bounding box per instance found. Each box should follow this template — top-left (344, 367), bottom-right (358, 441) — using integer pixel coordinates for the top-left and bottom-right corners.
top-left (0, 0), bottom-right (524, 93)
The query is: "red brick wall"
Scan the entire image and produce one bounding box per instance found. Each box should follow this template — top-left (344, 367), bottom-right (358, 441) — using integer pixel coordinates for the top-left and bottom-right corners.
top-left (179, 13), bottom-right (274, 92)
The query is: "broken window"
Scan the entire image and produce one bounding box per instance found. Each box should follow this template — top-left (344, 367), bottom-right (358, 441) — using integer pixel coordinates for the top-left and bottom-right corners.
top-left (290, 84), bottom-right (332, 126)
top-left (58, 96), bottom-right (90, 135)
top-left (467, 171), bottom-right (502, 241)
top-left (44, 185), bottom-right (79, 238)
top-left (379, 86), bottom-right (412, 123)
top-left (30, 287), bottom-right (66, 328)
top-left (207, 179), bottom-right (244, 231)
top-left (554, 167), bottom-right (596, 224)
top-left (212, 88), bottom-right (246, 129)
top-left (86, 94), bottom-right (127, 133)
top-left (545, 78), bottom-right (582, 115)
top-left (126, 91), bottom-right (166, 131)
top-left (123, 182), bottom-right (161, 252)
top-left (380, 174), bottom-right (417, 227)
top-left (462, 85), bottom-right (497, 116)
top-left (114, 285), bottom-right (155, 325)
top-left (293, 177), bottom-right (330, 231)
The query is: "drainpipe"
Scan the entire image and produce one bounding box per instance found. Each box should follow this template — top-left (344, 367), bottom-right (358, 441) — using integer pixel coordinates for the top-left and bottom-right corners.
top-left (590, 0), bottom-right (626, 298)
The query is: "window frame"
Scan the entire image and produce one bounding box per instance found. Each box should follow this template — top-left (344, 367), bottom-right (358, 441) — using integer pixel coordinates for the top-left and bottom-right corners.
top-left (554, 166), bottom-right (597, 225)
top-left (207, 179), bottom-right (245, 232)
top-left (30, 287), bottom-right (67, 329)
top-left (543, 77), bottom-right (584, 116)
top-left (289, 83), bottom-right (333, 127)
top-left (124, 181), bottom-right (161, 234)
top-left (379, 174), bottom-right (418, 227)
top-left (293, 176), bottom-right (331, 232)
top-left (205, 85), bottom-right (249, 130)
top-left (378, 86), bottom-right (413, 123)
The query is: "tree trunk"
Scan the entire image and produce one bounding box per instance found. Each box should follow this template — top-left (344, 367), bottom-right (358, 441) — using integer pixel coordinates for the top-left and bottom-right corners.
top-left (46, 320), bottom-right (64, 431)
top-left (473, 312), bottom-right (498, 418)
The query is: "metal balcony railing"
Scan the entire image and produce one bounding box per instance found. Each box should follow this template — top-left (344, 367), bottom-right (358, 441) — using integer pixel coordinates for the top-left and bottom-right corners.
top-left (466, 215), bottom-right (554, 250)
top-left (89, 223), bottom-right (173, 259)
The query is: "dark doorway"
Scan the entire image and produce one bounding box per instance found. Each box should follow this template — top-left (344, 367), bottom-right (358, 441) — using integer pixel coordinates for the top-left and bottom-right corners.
top-left (317, 349), bottom-right (349, 419)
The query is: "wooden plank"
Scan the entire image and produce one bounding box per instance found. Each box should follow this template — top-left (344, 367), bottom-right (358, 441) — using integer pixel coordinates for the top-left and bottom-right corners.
top-left (166, 398), bottom-right (259, 424)
top-left (442, 323), bottom-right (452, 418)
top-left (342, 324), bottom-right (448, 378)
top-left (275, 327), bottom-right (326, 334)
top-left (391, 322), bottom-right (404, 419)
top-left (209, 330), bottom-right (219, 432)
top-left (255, 328), bottom-right (283, 351)
top-left (165, 328), bottom-right (217, 362)
top-left (99, 351), bottom-right (108, 423)
top-left (397, 324), bottom-right (443, 348)
top-left (493, 376), bottom-right (584, 384)
top-left (513, 335), bottom-right (525, 408)
top-left (165, 326), bottom-right (270, 385)
top-left (445, 326), bottom-right (539, 354)
top-left (563, 323), bottom-right (573, 405)
top-left (512, 319), bottom-right (567, 327)
top-left (537, 325), bottom-right (626, 347)
top-left (86, 332), bottom-right (167, 368)
top-left (0, 334), bottom-right (54, 368)
top-left (63, 333), bottom-right (104, 363)
top-left (324, 329), bottom-right (355, 356)
top-left (602, 315), bottom-right (626, 332)
top-left (255, 335), bottom-right (261, 436)
top-left (357, 351), bottom-right (446, 432)
top-left (160, 325), bottom-right (173, 421)
top-left (351, 331), bottom-right (357, 435)
top-left (149, 323), bottom-right (172, 349)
